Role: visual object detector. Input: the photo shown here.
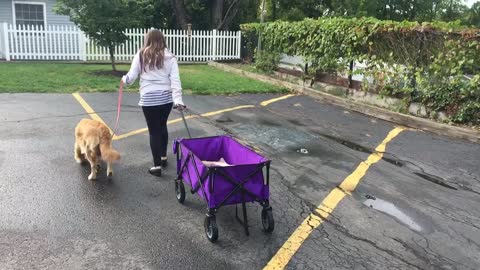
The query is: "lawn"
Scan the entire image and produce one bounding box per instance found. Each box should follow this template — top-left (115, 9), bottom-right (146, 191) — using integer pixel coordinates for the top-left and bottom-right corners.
top-left (0, 62), bottom-right (287, 94)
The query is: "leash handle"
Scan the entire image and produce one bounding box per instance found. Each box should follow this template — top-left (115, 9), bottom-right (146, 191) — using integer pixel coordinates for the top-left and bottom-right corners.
top-left (179, 109), bottom-right (192, 139)
top-left (113, 80), bottom-right (124, 136)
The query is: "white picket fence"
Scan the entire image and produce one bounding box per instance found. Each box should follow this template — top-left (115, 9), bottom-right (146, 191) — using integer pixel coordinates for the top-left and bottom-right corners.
top-left (0, 23), bottom-right (241, 62)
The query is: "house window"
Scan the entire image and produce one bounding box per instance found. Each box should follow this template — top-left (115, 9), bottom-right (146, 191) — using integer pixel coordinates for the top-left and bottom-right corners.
top-left (13, 2), bottom-right (46, 28)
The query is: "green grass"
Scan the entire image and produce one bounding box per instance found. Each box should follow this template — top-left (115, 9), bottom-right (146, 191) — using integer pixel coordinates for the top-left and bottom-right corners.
top-left (0, 62), bottom-right (287, 94)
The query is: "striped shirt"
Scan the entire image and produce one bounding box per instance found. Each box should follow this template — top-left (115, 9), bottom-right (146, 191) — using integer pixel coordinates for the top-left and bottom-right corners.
top-left (138, 90), bottom-right (173, 107)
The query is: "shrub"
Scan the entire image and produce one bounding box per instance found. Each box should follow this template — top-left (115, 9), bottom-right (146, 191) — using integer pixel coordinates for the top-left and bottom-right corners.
top-left (241, 17), bottom-right (480, 124)
top-left (254, 50), bottom-right (280, 73)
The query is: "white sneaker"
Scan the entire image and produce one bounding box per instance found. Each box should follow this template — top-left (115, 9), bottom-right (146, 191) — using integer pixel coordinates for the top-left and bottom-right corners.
top-left (149, 166), bottom-right (162, 177)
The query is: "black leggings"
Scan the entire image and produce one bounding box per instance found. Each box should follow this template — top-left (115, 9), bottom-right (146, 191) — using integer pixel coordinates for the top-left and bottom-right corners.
top-left (142, 103), bottom-right (173, 166)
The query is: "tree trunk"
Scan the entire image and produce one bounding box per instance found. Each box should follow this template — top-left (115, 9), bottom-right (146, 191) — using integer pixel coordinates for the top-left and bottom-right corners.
top-left (212, 0), bottom-right (224, 29)
top-left (109, 46), bottom-right (116, 71)
top-left (171, 0), bottom-right (189, 29)
top-left (272, 0), bottom-right (276, 21)
top-left (410, 0), bottom-right (417, 21)
top-left (216, 0), bottom-right (240, 30)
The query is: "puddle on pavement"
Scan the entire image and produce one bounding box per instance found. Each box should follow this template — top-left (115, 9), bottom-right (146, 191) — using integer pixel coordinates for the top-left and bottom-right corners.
top-left (414, 172), bottom-right (458, 190)
top-left (363, 197), bottom-right (423, 232)
top-left (229, 123), bottom-right (315, 151)
top-left (222, 114), bottom-right (376, 156)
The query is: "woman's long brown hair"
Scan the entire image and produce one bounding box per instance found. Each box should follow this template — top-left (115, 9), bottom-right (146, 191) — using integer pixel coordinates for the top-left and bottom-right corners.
top-left (140, 29), bottom-right (167, 72)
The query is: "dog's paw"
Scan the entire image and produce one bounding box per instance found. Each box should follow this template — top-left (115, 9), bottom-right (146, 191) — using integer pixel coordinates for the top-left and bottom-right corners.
top-left (75, 158), bottom-right (82, 164)
top-left (88, 174), bottom-right (97, 181)
top-left (107, 171), bottom-right (113, 179)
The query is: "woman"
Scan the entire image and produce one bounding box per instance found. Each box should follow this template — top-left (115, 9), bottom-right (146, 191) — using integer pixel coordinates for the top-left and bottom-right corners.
top-left (122, 29), bottom-right (185, 177)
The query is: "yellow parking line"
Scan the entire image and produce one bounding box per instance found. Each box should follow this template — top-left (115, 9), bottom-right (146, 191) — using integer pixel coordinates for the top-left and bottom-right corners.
top-left (263, 127), bottom-right (405, 270)
top-left (72, 93), bottom-right (293, 141)
top-left (112, 105), bottom-right (255, 141)
top-left (72, 93), bottom-right (113, 134)
top-left (201, 105), bottom-right (254, 116)
top-left (72, 92), bottom-right (284, 141)
top-left (112, 116), bottom-right (197, 141)
top-left (72, 92), bottom-right (255, 141)
top-left (112, 128), bottom-right (147, 140)
top-left (260, 94), bottom-right (295, 106)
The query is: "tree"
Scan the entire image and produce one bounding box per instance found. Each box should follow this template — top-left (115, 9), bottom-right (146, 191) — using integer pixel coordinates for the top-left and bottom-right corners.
top-left (170, 0), bottom-right (190, 29)
top-left (170, 0), bottom-right (245, 30)
top-left (214, 0), bottom-right (242, 30)
top-left (322, 0), bottom-right (470, 22)
top-left (464, 2), bottom-right (480, 27)
top-left (140, 0), bottom-right (175, 29)
top-left (148, 0), bottom-right (473, 30)
top-left (438, 0), bottom-right (468, 21)
top-left (230, 0), bottom-right (259, 29)
top-left (55, 0), bottom-right (146, 71)
top-left (262, 0), bottom-right (328, 21)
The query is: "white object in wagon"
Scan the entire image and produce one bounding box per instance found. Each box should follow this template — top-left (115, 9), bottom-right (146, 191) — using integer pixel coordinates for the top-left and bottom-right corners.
top-left (202, 158), bottom-right (231, 167)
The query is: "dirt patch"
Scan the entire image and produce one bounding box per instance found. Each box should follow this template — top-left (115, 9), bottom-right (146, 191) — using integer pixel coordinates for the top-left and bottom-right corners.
top-left (90, 70), bottom-right (125, 77)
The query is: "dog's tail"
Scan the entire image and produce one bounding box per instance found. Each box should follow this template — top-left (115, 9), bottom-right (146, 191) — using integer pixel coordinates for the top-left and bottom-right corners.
top-left (100, 143), bottom-right (121, 163)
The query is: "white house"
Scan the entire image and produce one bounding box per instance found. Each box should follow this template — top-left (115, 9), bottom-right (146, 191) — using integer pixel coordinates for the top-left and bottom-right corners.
top-left (0, 0), bottom-right (72, 27)
top-left (0, 0), bottom-right (73, 59)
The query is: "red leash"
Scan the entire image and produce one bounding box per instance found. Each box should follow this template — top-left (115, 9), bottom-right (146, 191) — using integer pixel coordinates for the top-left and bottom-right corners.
top-left (112, 80), bottom-right (124, 137)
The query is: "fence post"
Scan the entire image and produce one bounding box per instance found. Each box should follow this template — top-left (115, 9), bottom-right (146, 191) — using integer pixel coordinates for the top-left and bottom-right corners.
top-left (348, 60), bottom-right (354, 88)
top-left (2, 22), bottom-right (10, 61)
top-left (236, 30), bottom-right (241, 59)
top-left (212, 29), bottom-right (217, 61)
top-left (79, 30), bottom-right (87, 61)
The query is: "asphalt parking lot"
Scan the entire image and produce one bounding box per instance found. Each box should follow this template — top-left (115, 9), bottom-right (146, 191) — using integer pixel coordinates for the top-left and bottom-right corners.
top-left (1, 92), bottom-right (479, 270)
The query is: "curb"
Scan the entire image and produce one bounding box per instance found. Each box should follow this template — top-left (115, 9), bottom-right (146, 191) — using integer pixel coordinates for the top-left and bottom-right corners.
top-left (208, 61), bottom-right (479, 144)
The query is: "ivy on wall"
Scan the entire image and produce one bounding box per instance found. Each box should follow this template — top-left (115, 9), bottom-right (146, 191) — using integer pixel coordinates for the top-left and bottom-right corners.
top-left (241, 17), bottom-right (480, 124)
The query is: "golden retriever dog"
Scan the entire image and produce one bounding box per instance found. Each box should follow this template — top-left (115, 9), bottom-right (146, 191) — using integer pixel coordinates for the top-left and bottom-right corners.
top-left (74, 118), bottom-right (121, 180)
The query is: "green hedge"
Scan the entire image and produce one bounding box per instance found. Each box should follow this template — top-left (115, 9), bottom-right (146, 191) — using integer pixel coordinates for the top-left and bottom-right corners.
top-left (241, 17), bottom-right (480, 124)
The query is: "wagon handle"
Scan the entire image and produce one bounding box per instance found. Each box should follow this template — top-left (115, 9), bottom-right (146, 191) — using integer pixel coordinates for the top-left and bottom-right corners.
top-left (179, 109), bottom-right (192, 139)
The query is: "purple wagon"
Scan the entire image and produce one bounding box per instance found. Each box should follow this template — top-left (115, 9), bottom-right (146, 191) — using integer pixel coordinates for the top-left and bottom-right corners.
top-left (173, 135), bottom-right (274, 242)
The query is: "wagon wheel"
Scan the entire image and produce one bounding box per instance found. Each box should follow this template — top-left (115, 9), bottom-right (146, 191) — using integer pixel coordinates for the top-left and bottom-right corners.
top-left (175, 180), bottom-right (186, 203)
top-left (261, 208), bottom-right (274, 233)
top-left (204, 216), bottom-right (219, 243)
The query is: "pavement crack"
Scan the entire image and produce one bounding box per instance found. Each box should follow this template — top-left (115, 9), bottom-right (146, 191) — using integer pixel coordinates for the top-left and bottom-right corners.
top-left (455, 185), bottom-right (480, 195)
top-left (316, 219), bottom-right (425, 270)
top-left (383, 153), bottom-right (480, 194)
top-left (396, 236), bottom-right (476, 270)
top-left (413, 172), bottom-right (458, 190)
top-left (417, 199), bottom-right (480, 230)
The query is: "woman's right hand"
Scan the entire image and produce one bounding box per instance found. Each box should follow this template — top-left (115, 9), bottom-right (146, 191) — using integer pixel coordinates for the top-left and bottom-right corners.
top-left (174, 104), bottom-right (186, 111)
